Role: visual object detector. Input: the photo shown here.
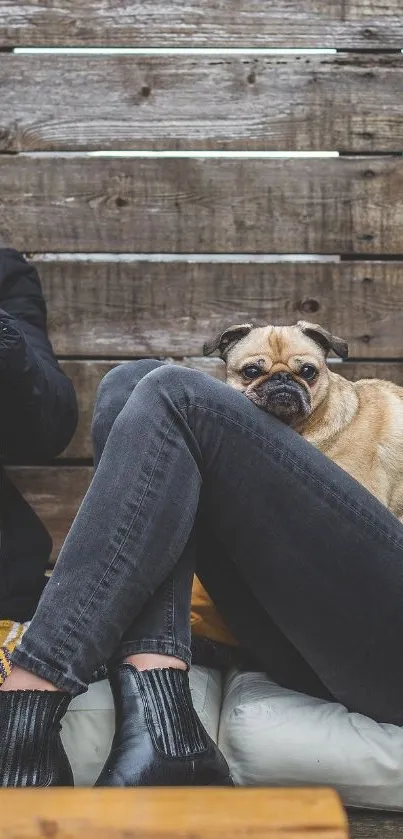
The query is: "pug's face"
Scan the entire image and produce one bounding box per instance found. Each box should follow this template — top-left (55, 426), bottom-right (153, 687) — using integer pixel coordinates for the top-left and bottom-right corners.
top-left (204, 321), bottom-right (348, 428)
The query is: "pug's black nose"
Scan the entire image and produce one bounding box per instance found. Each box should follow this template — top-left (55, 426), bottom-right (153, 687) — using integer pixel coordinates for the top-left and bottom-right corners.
top-left (270, 371), bottom-right (292, 383)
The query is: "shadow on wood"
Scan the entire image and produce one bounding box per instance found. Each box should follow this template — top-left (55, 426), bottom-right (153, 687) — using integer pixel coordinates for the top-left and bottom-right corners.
top-left (348, 809), bottom-right (403, 838)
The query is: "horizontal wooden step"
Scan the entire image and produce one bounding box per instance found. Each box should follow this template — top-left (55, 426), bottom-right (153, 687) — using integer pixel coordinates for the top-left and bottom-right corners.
top-left (60, 359), bottom-right (403, 459)
top-left (1, 55), bottom-right (402, 152)
top-left (1, 158), bottom-right (403, 254)
top-left (0, 787), bottom-right (347, 839)
top-left (30, 259), bottom-right (403, 359)
top-left (0, 0), bottom-right (400, 48)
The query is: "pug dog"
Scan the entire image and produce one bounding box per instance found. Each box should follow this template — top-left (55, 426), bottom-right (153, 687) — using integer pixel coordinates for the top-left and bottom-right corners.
top-left (204, 321), bottom-right (403, 520)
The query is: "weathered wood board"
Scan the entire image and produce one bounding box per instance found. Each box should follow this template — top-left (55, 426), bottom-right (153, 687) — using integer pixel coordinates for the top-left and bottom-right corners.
top-left (26, 260), bottom-right (403, 359)
top-left (0, 0), bottom-right (401, 48)
top-left (2, 157), bottom-right (402, 254)
top-left (0, 55), bottom-right (402, 152)
top-left (2, 157), bottom-right (402, 255)
top-left (0, 155), bottom-right (403, 255)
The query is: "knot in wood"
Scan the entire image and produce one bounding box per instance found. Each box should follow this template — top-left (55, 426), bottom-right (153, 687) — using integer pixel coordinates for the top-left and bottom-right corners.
top-left (300, 298), bottom-right (320, 314)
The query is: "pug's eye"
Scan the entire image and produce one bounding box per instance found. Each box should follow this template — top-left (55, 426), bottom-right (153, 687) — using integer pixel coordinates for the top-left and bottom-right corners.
top-left (299, 363), bottom-right (317, 382)
top-left (242, 364), bottom-right (262, 380)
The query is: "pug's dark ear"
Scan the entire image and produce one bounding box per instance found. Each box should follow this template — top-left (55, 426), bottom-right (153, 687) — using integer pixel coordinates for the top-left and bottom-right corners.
top-left (203, 323), bottom-right (253, 359)
top-left (297, 321), bottom-right (348, 360)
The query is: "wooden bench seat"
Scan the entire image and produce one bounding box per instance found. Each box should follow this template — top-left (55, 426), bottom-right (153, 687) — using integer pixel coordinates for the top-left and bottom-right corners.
top-left (0, 788), bottom-right (347, 839)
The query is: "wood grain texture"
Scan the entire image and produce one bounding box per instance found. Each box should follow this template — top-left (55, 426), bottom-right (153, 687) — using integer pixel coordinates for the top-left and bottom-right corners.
top-left (0, 788), bottom-right (347, 839)
top-left (3, 157), bottom-right (403, 255)
top-left (30, 260), bottom-right (403, 358)
top-left (334, 361), bottom-right (403, 386)
top-left (0, 0), bottom-right (401, 48)
top-left (349, 810), bottom-right (403, 838)
top-left (1, 55), bottom-right (403, 152)
top-left (59, 359), bottom-right (403, 459)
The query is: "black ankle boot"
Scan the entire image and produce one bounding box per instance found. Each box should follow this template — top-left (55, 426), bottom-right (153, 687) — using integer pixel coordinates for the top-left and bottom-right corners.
top-left (95, 665), bottom-right (233, 787)
top-left (0, 691), bottom-right (73, 786)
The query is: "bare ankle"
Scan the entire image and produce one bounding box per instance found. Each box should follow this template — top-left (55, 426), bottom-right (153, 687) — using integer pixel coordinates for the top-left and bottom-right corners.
top-left (0, 666), bottom-right (59, 692)
top-left (124, 653), bottom-right (187, 672)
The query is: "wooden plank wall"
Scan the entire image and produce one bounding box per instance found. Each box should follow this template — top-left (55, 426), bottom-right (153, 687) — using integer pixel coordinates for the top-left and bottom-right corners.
top-left (2, 157), bottom-right (403, 253)
top-left (3, 5), bottom-right (403, 832)
top-left (0, 1), bottom-right (402, 48)
top-left (1, 8), bottom-right (403, 576)
top-left (0, 53), bottom-right (401, 152)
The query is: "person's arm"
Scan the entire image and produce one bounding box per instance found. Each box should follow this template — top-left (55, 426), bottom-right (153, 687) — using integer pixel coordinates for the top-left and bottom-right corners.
top-left (0, 248), bottom-right (78, 462)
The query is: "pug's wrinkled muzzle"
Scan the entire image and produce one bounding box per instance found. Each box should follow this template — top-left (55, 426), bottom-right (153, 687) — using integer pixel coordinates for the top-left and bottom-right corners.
top-left (246, 372), bottom-right (311, 424)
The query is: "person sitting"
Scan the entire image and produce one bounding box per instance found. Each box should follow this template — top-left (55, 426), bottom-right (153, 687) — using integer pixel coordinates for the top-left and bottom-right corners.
top-left (1, 351), bottom-right (403, 788)
top-left (0, 246), bottom-right (78, 676)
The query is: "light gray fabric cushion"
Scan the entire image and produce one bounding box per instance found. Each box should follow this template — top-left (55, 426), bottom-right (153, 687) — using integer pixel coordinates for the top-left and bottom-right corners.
top-left (188, 665), bottom-right (223, 742)
top-left (61, 666), bottom-right (222, 786)
top-left (61, 679), bottom-right (115, 787)
top-left (218, 670), bottom-right (403, 810)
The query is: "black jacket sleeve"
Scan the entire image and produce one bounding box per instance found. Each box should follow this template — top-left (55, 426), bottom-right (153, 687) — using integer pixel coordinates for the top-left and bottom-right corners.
top-left (0, 249), bottom-right (78, 461)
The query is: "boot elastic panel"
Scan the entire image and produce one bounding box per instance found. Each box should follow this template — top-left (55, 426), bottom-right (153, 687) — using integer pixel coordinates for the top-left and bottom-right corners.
top-left (0, 690), bottom-right (73, 787)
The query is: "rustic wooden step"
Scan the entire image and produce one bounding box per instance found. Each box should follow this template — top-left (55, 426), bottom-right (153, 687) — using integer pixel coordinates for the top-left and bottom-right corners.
top-left (0, 787), bottom-right (347, 839)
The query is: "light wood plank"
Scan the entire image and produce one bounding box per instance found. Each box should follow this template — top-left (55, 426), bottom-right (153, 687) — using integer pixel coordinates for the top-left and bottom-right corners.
top-left (2, 157), bottom-right (401, 254)
top-left (0, 788), bottom-right (347, 839)
top-left (0, 0), bottom-right (401, 48)
top-left (60, 359), bottom-right (403, 459)
top-left (1, 55), bottom-right (403, 152)
top-left (29, 260), bottom-right (403, 358)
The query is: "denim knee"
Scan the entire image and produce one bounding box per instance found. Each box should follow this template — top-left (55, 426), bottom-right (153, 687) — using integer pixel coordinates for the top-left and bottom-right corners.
top-left (92, 360), bottom-right (164, 448)
top-left (135, 363), bottom-right (214, 407)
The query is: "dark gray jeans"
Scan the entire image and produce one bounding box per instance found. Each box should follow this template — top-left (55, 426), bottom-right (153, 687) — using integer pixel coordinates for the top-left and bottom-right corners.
top-left (13, 361), bottom-right (403, 724)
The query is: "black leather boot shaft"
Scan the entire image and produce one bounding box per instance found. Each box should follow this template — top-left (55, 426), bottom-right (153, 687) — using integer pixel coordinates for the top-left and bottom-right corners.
top-left (0, 690), bottom-right (73, 787)
top-left (96, 665), bottom-right (233, 787)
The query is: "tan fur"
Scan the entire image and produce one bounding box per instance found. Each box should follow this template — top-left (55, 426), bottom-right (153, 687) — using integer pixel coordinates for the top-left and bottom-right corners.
top-left (224, 323), bottom-right (403, 519)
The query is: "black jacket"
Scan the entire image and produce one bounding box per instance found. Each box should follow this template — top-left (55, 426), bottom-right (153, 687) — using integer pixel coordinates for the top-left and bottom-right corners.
top-left (0, 249), bottom-right (78, 621)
